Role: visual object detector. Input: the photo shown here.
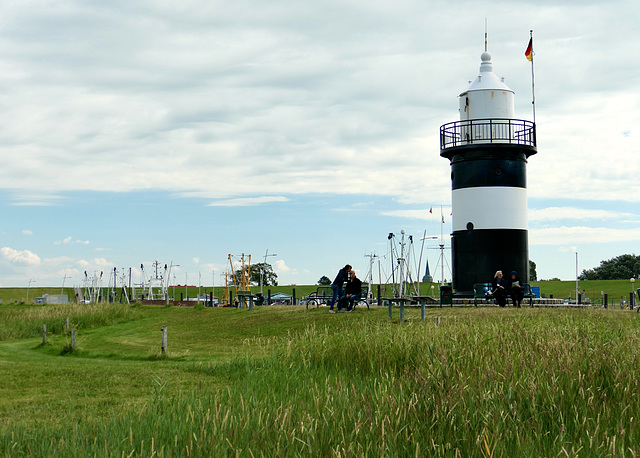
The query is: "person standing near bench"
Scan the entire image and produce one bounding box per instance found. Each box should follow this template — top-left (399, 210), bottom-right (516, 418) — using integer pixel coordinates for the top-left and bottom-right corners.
top-left (492, 270), bottom-right (508, 307)
top-left (329, 264), bottom-right (351, 313)
top-left (507, 270), bottom-right (524, 308)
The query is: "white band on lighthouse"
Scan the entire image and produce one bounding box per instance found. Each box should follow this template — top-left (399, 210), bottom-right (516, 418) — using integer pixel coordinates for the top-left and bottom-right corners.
top-left (452, 187), bottom-right (528, 232)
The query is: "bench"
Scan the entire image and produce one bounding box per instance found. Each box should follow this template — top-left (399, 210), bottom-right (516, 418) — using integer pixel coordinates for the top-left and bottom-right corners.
top-left (306, 286), bottom-right (333, 307)
top-left (473, 282), bottom-right (535, 307)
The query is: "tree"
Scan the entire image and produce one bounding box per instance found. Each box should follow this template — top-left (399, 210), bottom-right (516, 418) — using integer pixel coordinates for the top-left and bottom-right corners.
top-left (318, 275), bottom-right (331, 285)
top-left (529, 260), bottom-right (537, 282)
top-left (233, 262), bottom-right (278, 287)
top-left (579, 254), bottom-right (640, 280)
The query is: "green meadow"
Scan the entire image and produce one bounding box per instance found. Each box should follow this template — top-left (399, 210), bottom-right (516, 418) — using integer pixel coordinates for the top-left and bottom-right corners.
top-left (1, 299), bottom-right (640, 456)
top-left (2, 279), bottom-right (638, 305)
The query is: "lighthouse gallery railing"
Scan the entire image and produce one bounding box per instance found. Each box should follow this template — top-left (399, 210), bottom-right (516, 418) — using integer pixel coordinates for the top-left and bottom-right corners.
top-left (440, 118), bottom-right (536, 150)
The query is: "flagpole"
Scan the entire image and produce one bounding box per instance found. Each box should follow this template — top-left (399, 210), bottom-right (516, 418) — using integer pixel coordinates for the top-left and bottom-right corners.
top-left (529, 30), bottom-right (536, 125)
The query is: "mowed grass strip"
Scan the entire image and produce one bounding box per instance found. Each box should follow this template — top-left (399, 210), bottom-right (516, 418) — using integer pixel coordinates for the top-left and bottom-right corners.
top-left (1, 304), bottom-right (640, 456)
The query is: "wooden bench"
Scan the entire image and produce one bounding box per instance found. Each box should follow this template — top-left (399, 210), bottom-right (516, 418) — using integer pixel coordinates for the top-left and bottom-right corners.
top-left (473, 282), bottom-right (535, 307)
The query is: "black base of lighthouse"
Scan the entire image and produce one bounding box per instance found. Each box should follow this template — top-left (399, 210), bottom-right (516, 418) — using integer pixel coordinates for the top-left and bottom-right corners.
top-left (451, 228), bottom-right (529, 297)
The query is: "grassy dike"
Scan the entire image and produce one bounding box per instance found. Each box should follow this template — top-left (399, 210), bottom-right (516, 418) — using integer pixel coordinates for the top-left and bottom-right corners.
top-left (1, 303), bottom-right (640, 456)
top-left (2, 279), bottom-right (638, 306)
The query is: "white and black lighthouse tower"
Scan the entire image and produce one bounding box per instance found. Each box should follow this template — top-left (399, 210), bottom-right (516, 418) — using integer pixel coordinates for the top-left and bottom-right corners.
top-left (440, 48), bottom-right (536, 296)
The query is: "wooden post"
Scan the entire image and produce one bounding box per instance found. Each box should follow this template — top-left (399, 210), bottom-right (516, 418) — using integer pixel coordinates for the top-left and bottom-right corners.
top-left (42, 324), bottom-right (47, 345)
top-left (434, 317), bottom-right (441, 327)
top-left (71, 329), bottom-right (76, 350)
top-left (161, 326), bottom-right (167, 355)
top-left (65, 316), bottom-right (69, 333)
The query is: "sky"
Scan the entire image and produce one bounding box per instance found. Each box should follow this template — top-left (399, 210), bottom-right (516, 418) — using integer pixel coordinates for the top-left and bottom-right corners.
top-left (1, 0), bottom-right (639, 289)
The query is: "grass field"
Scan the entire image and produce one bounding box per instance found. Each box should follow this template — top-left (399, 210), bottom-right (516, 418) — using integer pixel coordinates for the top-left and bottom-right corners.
top-left (1, 301), bottom-right (640, 456)
top-left (2, 279), bottom-right (639, 306)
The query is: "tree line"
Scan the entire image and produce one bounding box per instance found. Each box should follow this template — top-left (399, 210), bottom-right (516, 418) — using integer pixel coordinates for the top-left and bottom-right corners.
top-left (579, 254), bottom-right (640, 280)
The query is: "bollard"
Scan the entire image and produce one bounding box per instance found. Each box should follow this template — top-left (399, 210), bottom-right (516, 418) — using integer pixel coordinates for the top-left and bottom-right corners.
top-left (71, 329), bottom-right (76, 350)
top-left (161, 326), bottom-right (167, 355)
top-left (65, 316), bottom-right (69, 333)
top-left (377, 285), bottom-right (382, 307)
top-left (388, 299), bottom-right (392, 320)
top-left (604, 293), bottom-right (608, 308)
top-left (578, 293), bottom-right (582, 305)
top-left (434, 316), bottom-right (441, 327)
top-left (42, 324), bottom-right (47, 345)
top-left (630, 292), bottom-right (635, 310)
top-left (400, 301), bottom-right (405, 323)
top-left (292, 288), bottom-right (296, 306)
top-left (249, 295), bottom-right (254, 311)
top-left (268, 289), bottom-right (271, 306)
top-left (421, 299), bottom-right (426, 321)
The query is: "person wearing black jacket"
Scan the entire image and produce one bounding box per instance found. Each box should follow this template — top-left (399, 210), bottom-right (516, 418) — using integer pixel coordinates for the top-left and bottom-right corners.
top-left (328, 264), bottom-right (351, 313)
top-left (492, 270), bottom-right (508, 307)
top-left (339, 270), bottom-right (362, 311)
top-left (507, 270), bottom-right (524, 308)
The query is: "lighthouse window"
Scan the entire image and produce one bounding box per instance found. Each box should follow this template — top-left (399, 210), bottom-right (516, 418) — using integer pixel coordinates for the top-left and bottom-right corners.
top-left (466, 222), bottom-right (474, 231)
top-left (494, 167), bottom-right (503, 176)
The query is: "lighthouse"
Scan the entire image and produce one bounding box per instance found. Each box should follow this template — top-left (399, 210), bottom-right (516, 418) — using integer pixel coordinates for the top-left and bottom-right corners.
top-left (439, 49), bottom-right (536, 296)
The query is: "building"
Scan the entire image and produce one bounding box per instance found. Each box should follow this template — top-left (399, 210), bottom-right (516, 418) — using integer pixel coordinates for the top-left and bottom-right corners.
top-left (439, 48), bottom-right (537, 296)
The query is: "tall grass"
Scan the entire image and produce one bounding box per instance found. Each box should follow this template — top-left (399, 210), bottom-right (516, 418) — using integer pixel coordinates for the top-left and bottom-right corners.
top-left (0, 302), bottom-right (136, 341)
top-left (2, 308), bottom-right (640, 456)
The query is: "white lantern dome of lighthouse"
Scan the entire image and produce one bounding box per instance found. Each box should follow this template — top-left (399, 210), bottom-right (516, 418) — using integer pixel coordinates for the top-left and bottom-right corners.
top-left (459, 51), bottom-right (515, 121)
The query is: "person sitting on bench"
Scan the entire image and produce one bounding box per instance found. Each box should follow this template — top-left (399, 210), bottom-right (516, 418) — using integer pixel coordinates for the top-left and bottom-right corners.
top-left (339, 270), bottom-right (362, 311)
top-left (507, 270), bottom-right (524, 308)
top-left (492, 270), bottom-right (508, 307)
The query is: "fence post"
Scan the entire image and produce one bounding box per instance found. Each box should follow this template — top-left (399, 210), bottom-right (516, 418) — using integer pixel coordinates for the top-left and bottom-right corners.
top-left (65, 316), bottom-right (69, 333)
top-left (161, 326), bottom-right (167, 355)
top-left (71, 329), bottom-right (76, 350)
top-left (42, 324), bottom-right (47, 345)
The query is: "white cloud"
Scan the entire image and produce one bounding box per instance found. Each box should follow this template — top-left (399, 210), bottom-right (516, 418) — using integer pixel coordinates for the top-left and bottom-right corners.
top-left (54, 236), bottom-right (73, 245)
top-left (1, 247), bottom-right (41, 266)
top-left (380, 209), bottom-right (442, 220)
top-left (76, 240), bottom-right (90, 245)
top-left (207, 196), bottom-right (290, 207)
top-left (193, 257), bottom-right (200, 264)
top-left (529, 207), bottom-right (635, 222)
top-left (530, 226), bottom-right (640, 246)
top-left (274, 259), bottom-right (291, 273)
top-left (77, 257), bottom-right (112, 268)
top-left (22, 229), bottom-right (33, 235)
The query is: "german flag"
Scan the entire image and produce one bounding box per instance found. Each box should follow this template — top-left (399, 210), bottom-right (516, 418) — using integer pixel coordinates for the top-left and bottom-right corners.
top-left (525, 38), bottom-right (533, 61)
